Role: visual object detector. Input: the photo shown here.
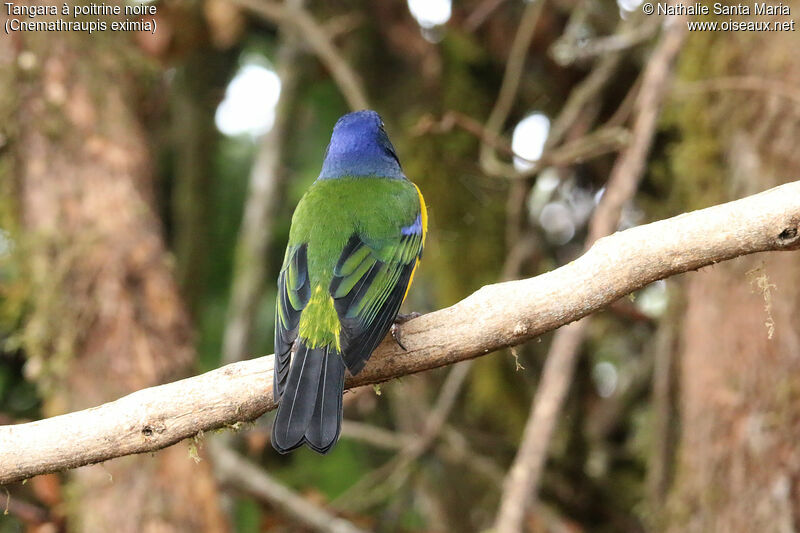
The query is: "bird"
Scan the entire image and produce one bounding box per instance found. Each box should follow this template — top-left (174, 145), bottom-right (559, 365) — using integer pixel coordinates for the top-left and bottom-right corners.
top-left (271, 110), bottom-right (427, 454)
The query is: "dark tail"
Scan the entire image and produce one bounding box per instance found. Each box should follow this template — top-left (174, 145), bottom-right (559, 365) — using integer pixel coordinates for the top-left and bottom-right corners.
top-left (271, 343), bottom-right (346, 454)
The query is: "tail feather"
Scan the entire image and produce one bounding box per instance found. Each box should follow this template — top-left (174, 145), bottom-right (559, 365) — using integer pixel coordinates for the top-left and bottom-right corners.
top-left (271, 342), bottom-right (346, 455)
top-left (271, 343), bottom-right (323, 453)
top-left (305, 349), bottom-right (346, 454)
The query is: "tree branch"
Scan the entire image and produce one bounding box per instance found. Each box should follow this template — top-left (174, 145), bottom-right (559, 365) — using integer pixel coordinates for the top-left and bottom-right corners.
top-left (479, 0), bottom-right (546, 178)
top-left (230, 0), bottom-right (369, 111)
top-left (494, 16), bottom-right (688, 531)
top-left (209, 442), bottom-right (369, 533)
top-left (2, 181), bottom-right (800, 484)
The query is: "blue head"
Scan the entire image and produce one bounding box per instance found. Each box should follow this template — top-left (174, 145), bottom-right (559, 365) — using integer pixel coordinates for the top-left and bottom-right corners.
top-left (318, 110), bottom-right (406, 180)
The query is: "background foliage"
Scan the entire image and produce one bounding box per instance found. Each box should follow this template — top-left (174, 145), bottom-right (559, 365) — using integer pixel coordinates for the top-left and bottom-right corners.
top-left (2, 1), bottom-right (800, 531)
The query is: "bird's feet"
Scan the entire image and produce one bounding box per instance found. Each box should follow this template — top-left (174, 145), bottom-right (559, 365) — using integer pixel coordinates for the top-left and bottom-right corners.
top-left (391, 312), bottom-right (421, 351)
top-left (395, 312), bottom-right (421, 324)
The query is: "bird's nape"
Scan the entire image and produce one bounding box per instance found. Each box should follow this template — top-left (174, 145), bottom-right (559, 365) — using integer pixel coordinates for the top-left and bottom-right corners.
top-left (318, 109), bottom-right (405, 181)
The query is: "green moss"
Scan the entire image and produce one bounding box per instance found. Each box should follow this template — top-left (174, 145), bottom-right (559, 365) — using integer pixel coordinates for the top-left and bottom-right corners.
top-left (2, 228), bottom-right (112, 414)
top-left (646, 28), bottom-right (768, 219)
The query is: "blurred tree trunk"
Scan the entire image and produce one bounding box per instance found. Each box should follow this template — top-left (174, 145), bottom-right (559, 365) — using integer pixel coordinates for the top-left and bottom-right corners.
top-left (1, 11), bottom-right (227, 533)
top-left (663, 27), bottom-right (800, 532)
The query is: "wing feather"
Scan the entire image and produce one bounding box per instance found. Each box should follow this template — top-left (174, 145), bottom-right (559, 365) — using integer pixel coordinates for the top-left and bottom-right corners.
top-left (330, 224), bottom-right (423, 374)
top-left (274, 244), bottom-right (310, 399)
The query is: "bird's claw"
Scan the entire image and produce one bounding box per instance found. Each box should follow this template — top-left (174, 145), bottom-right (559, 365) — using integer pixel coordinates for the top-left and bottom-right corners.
top-left (389, 312), bottom-right (422, 352)
top-left (394, 311), bottom-right (421, 324)
top-left (391, 323), bottom-right (407, 351)
top-left (391, 312), bottom-right (420, 351)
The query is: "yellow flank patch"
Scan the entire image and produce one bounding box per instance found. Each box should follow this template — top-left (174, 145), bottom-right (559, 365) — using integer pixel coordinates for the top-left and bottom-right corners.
top-left (413, 182), bottom-right (429, 246)
top-left (403, 259), bottom-right (419, 304)
top-left (404, 183), bottom-right (427, 304)
top-left (298, 285), bottom-right (342, 350)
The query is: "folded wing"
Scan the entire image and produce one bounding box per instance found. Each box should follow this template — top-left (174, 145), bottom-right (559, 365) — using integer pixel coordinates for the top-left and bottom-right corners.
top-left (331, 218), bottom-right (424, 374)
top-left (274, 244), bottom-right (310, 399)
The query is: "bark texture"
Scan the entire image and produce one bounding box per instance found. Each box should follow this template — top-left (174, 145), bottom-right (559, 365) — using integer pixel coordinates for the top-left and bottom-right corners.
top-left (2, 10), bottom-right (227, 533)
top-left (2, 181), bottom-right (800, 484)
top-left (672, 257), bottom-right (800, 532)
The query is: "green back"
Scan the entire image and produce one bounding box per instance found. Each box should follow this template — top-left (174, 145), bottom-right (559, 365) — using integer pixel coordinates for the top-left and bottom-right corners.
top-left (288, 177), bottom-right (420, 287)
top-left (282, 176), bottom-right (421, 350)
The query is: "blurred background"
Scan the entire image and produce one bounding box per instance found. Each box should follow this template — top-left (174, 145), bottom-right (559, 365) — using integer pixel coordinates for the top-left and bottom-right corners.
top-left (2, 0), bottom-right (800, 531)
